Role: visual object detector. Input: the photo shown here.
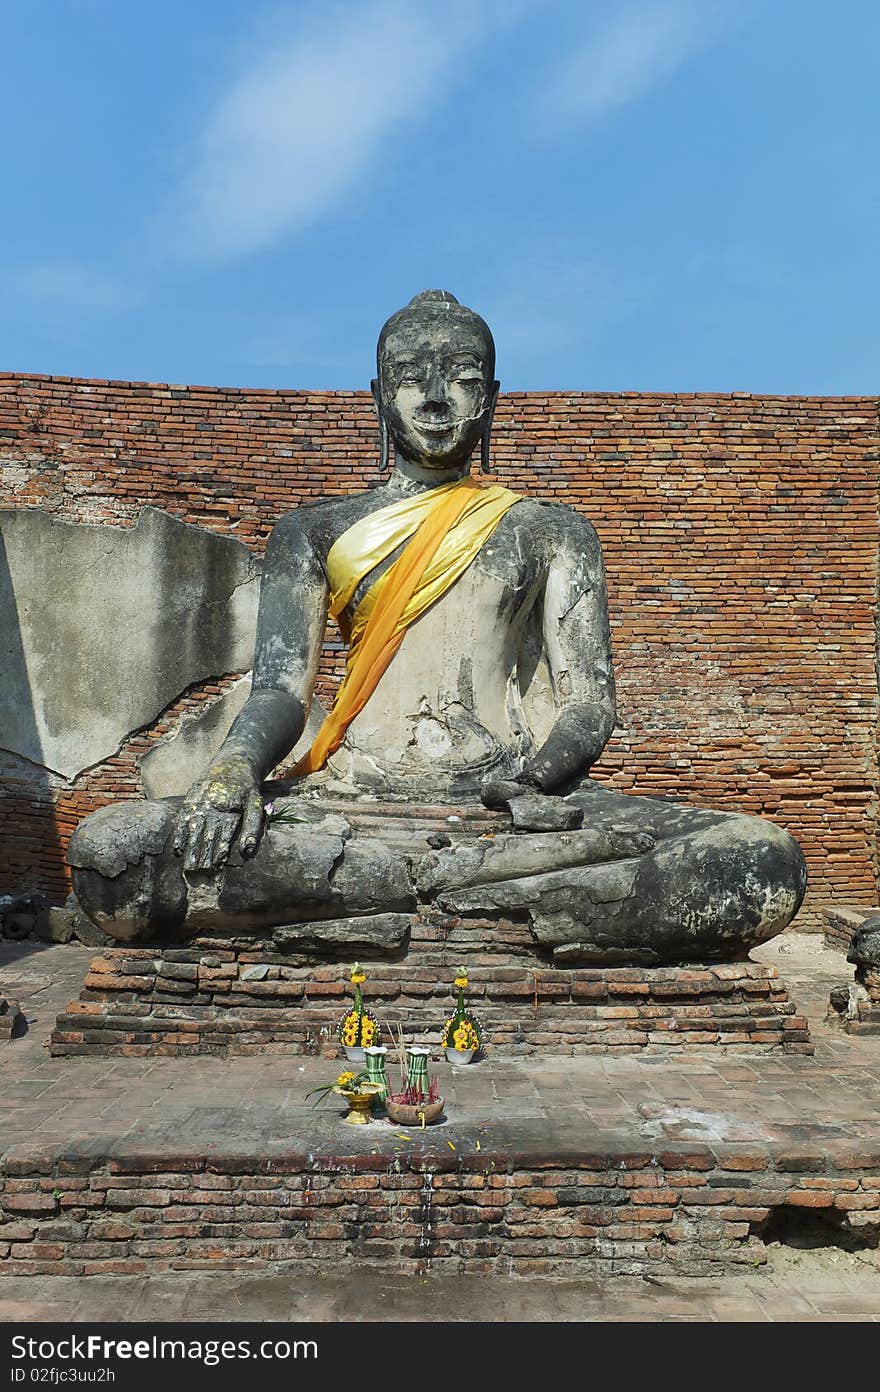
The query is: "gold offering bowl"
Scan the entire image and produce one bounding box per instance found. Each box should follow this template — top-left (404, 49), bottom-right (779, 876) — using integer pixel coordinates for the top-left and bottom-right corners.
top-left (332, 1081), bottom-right (384, 1125)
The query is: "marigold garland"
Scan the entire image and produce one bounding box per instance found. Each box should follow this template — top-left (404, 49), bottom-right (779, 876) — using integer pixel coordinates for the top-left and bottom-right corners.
top-left (336, 961), bottom-right (381, 1049)
top-left (440, 963), bottom-right (483, 1053)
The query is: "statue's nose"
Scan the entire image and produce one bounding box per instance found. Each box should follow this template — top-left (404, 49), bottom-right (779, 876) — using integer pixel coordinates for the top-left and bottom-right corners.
top-left (422, 368), bottom-right (451, 411)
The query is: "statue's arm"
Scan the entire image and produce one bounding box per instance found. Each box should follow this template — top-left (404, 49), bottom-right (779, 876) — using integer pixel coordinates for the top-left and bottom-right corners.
top-left (173, 512), bottom-right (329, 869)
top-left (518, 509), bottom-right (616, 793)
top-left (221, 511), bottom-right (329, 778)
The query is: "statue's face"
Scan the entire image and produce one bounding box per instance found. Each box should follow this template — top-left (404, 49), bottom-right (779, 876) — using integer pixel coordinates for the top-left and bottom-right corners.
top-left (378, 315), bottom-right (495, 469)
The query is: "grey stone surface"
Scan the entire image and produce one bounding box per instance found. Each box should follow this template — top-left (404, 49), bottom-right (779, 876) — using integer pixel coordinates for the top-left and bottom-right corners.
top-left (68, 807), bottom-right (186, 943)
top-left (507, 792), bottom-right (584, 832)
top-left (33, 896), bottom-right (103, 947)
top-left (65, 893), bottom-right (115, 948)
top-left (0, 506), bottom-right (260, 779)
top-left (140, 674), bottom-right (253, 800)
top-left (240, 964), bottom-right (269, 981)
top-left (34, 905), bottom-right (74, 944)
top-left (68, 801), bottom-right (178, 879)
top-left (848, 915), bottom-right (880, 968)
top-left (271, 912), bottom-right (411, 953)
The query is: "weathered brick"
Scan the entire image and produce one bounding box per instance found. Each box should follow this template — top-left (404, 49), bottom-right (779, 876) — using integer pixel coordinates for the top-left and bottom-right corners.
top-left (786, 1189), bottom-right (836, 1208)
top-left (2, 1193), bottom-right (57, 1215)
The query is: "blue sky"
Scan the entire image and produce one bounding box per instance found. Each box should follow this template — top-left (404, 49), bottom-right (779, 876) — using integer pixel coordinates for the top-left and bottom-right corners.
top-left (2, 0), bottom-right (878, 393)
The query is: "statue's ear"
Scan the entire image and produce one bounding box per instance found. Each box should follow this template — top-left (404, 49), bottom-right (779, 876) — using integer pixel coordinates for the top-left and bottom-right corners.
top-left (371, 377), bottom-right (390, 474)
top-left (480, 380), bottom-right (500, 474)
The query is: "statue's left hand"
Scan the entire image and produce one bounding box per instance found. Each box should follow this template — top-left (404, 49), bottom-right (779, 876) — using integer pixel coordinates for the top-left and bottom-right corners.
top-left (172, 756), bottom-right (265, 872)
top-left (480, 769), bottom-right (548, 808)
top-left (480, 772), bottom-right (583, 831)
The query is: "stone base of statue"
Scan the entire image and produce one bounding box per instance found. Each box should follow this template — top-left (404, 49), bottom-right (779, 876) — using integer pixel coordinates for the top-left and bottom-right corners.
top-left (830, 993), bottom-right (880, 1037)
top-left (50, 909), bottom-right (812, 1057)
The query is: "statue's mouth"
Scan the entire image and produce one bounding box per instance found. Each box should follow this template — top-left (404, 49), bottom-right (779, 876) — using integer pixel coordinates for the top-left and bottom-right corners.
top-left (415, 419), bottom-right (457, 437)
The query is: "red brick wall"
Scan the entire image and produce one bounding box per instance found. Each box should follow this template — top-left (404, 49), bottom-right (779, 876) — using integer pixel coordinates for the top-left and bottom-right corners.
top-left (2, 1152), bottom-right (880, 1278)
top-left (1, 373), bottom-right (878, 927)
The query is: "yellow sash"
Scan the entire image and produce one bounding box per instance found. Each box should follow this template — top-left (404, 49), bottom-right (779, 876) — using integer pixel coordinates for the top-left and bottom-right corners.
top-left (293, 477), bottom-right (521, 775)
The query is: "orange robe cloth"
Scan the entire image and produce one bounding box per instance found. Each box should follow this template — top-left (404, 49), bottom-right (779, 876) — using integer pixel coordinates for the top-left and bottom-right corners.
top-left (293, 477), bottom-right (522, 775)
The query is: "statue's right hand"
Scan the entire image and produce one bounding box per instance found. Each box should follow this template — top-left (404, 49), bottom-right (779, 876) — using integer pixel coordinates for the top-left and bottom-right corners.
top-left (172, 756), bottom-right (265, 872)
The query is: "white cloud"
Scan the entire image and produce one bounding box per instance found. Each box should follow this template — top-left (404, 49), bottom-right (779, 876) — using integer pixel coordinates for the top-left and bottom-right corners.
top-left (538, 1), bottom-right (725, 129)
top-left (12, 262), bottom-right (141, 317)
top-left (171, 1), bottom-right (516, 262)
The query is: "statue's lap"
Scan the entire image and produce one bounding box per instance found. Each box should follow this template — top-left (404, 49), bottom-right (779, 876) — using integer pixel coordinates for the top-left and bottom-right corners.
top-left (67, 781), bottom-right (806, 964)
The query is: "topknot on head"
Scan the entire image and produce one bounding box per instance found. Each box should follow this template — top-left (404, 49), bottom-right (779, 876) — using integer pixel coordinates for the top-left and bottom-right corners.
top-left (407, 289), bottom-right (460, 308)
top-left (377, 289), bottom-right (495, 378)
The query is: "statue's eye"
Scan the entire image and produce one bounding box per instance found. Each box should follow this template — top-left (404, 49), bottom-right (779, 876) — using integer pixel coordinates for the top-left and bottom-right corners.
top-left (447, 361), bottom-right (482, 381)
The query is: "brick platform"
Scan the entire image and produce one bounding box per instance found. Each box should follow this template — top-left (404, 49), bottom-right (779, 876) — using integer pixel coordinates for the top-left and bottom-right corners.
top-left (50, 929), bottom-right (812, 1057)
top-left (2, 936), bottom-right (876, 1283)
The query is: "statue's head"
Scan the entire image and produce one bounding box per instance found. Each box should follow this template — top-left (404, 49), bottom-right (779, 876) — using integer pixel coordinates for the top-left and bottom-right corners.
top-left (373, 290), bottom-right (500, 473)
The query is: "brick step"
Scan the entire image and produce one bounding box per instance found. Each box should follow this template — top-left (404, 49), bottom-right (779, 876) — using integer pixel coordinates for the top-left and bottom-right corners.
top-left (50, 942), bottom-right (812, 1057)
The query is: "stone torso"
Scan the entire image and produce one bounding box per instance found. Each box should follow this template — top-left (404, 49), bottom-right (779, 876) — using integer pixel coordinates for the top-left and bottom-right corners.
top-left (297, 488), bottom-right (559, 797)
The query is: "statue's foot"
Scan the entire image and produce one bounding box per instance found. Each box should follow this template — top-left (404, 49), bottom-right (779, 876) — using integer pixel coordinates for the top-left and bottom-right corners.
top-left (422, 810), bottom-right (806, 965)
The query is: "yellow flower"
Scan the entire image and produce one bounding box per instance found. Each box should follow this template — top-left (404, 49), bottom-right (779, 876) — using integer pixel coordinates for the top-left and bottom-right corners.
top-left (336, 1071), bottom-right (356, 1087)
top-left (454, 975), bottom-right (468, 990)
top-left (350, 962), bottom-right (366, 985)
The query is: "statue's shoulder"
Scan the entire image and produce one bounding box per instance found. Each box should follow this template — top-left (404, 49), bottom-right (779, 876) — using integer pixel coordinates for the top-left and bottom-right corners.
top-left (268, 489), bottom-right (377, 555)
top-left (507, 494), bottom-right (602, 553)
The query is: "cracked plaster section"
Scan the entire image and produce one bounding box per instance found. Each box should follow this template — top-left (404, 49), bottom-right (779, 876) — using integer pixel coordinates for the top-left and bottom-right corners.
top-left (139, 676), bottom-right (326, 800)
top-left (0, 508), bottom-right (261, 779)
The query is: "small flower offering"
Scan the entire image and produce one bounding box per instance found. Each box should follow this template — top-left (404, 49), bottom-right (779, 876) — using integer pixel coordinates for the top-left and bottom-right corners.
top-left (440, 963), bottom-right (483, 1059)
top-left (337, 961), bottom-right (381, 1051)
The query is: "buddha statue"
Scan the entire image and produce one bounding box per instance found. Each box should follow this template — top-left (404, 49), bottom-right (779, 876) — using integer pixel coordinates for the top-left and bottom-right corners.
top-left (68, 290), bottom-right (806, 964)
